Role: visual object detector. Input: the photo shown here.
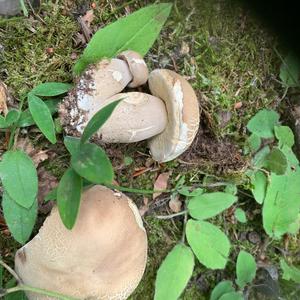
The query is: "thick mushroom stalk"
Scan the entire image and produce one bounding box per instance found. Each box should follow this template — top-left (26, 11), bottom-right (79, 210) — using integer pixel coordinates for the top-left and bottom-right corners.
top-left (14, 185), bottom-right (148, 300)
top-left (59, 51), bottom-right (149, 136)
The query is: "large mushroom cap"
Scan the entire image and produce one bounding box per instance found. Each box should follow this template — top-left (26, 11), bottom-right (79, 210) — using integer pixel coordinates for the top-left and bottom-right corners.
top-left (148, 69), bottom-right (200, 162)
top-left (15, 185), bottom-right (148, 300)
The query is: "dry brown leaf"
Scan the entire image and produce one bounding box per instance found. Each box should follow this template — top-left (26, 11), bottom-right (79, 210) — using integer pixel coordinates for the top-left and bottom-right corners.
top-left (82, 9), bottom-right (95, 28)
top-left (139, 197), bottom-right (149, 217)
top-left (234, 101), bottom-right (243, 109)
top-left (153, 172), bottom-right (170, 200)
top-left (0, 81), bottom-right (8, 115)
top-left (169, 194), bottom-right (182, 213)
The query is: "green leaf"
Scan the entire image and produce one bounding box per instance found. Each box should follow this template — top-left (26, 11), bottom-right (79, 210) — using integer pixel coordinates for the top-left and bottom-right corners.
top-left (188, 192), bottom-right (237, 220)
top-left (263, 148), bottom-right (288, 175)
top-left (5, 109), bottom-right (20, 126)
top-left (281, 145), bottom-right (299, 167)
top-left (44, 187), bottom-right (57, 202)
top-left (74, 3), bottom-right (172, 74)
top-left (57, 168), bottom-right (82, 230)
top-left (178, 187), bottom-right (204, 197)
top-left (186, 220), bottom-right (231, 269)
top-left (0, 150), bottom-right (38, 208)
top-left (81, 99), bottom-right (122, 144)
top-left (28, 93), bottom-right (56, 144)
top-left (252, 146), bottom-right (270, 168)
top-left (245, 133), bottom-right (261, 154)
top-left (18, 99), bottom-right (60, 127)
top-left (31, 82), bottom-right (72, 97)
top-left (280, 259), bottom-right (300, 283)
top-left (247, 109), bottom-right (279, 138)
top-left (274, 125), bottom-right (294, 148)
top-left (124, 156), bottom-right (133, 166)
top-left (235, 208), bottom-right (247, 223)
top-left (251, 171), bottom-right (267, 204)
top-left (210, 281), bottom-right (235, 300)
top-left (224, 184), bottom-right (237, 195)
top-left (236, 250), bottom-right (257, 288)
top-left (263, 169), bottom-right (300, 238)
top-left (280, 52), bottom-right (300, 87)
top-left (219, 292), bottom-right (243, 300)
top-left (64, 136), bottom-right (81, 156)
top-left (2, 192), bottom-right (37, 244)
top-left (71, 143), bottom-right (114, 184)
top-left (0, 115), bottom-right (7, 128)
top-left (4, 278), bottom-right (28, 300)
top-left (154, 244), bottom-right (194, 300)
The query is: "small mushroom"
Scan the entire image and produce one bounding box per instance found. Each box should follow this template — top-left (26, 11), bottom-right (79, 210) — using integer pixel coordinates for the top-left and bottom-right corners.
top-left (59, 50), bottom-right (148, 136)
top-left (15, 185), bottom-right (148, 300)
top-left (147, 69), bottom-right (200, 162)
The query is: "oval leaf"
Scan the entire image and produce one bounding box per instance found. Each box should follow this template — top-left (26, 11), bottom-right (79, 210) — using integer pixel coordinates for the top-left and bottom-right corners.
top-left (236, 250), bottom-right (257, 288)
top-left (235, 208), bottom-right (247, 223)
top-left (154, 244), bottom-right (194, 300)
top-left (28, 94), bottom-right (56, 144)
top-left (31, 82), bottom-right (72, 97)
top-left (74, 3), bottom-right (172, 74)
top-left (2, 192), bottom-right (37, 244)
top-left (246, 109), bottom-right (279, 138)
top-left (186, 220), bottom-right (231, 269)
top-left (5, 109), bottom-right (20, 126)
top-left (57, 168), bottom-right (82, 230)
top-left (188, 192), bottom-right (237, 220)
top-left (274, 125), bottom-right (294, 148)
top-left (263, 148), bottom-right (288, 175)
top-left (251, 171), bottom-right (267, 204)
top-left (210, 281), bottom-right (235, 300)
top-left (219, 292), bottom-right (243, 300)
top-left (64, 136), bottom-right (81, 156)
top-left (81, 99), bottom-right (122, 144)
top-left (71, 143), bottom-right (114, 184)
top-left (0, 150), bottom-right (38, 208)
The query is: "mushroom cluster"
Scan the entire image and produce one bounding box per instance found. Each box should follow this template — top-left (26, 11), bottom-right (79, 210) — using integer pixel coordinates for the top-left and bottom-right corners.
top-left (15, 185), bottom-right (147, 300)
top-left (59, 50), bottom-right (200, 162)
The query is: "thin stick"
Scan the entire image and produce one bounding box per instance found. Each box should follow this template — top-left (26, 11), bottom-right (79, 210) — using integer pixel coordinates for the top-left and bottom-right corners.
top-left (105, 183), bottom-right (174, 195)
top-left (0, 259), bottom-right (22, 283)
top-left (156, 210), bottom-right (187, 220)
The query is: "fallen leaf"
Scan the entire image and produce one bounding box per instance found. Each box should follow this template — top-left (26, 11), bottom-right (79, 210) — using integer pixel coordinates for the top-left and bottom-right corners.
top-left (133, 167), bottom-right (151, 177)
top-left (169, 194), bottom-right (182, 213)
top-left (153, 172), bottom-right (170, 200)
top-left (0, 80), bottom-right (8, 115)
top-left (139, 197), bottom-right (150, 216)
top-left (180, 41), bottom-right (190, 55)
top-left (82, 9), bottom-right (95, 28)
top-left (234, 102), bottom-right (243, 109)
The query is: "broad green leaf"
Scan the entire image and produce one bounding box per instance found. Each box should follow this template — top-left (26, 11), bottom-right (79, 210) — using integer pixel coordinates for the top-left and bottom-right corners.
top-left (224, 184), bottom-right (237, 195)
top-left (64, 136), bottom-right (81, 156)
top-left (154, 244), bottom-right (194, 300)
top-left (263, 169), bottom-right (300, 238)
top-left (31, 82), bottom-right (72, 97)
top-left (18, 99), bottom-right (60, 127)
top-left (0, 115), bottom-right (7, 128)
top-left (252, 146), bottom-right (270, 168)
top-left (236, 250), bottom-right (257, 288)
top-left (81, 100), bottom-right (122, 144)
top-left (279, 52), bottom-right (300, 87)
top-left (5, 109), bottom-right (20, 126)
top-left (74, 3), bottom-right (172, 74)
top-left (210, 281), bottom-right (235, 300)
top-left (71, 143), bottom-right (114, 184)
top-left (235, 208), bottom-right (247, 223)
top-left (186, 220), bottom-right (231, 269)
top-left (247, 109), bottom-right (279, 138)
top-left (275, 125), bottom-right (294, 148)
top-left (281, 145), bottom-right (299, 168)
top-left (263, 148), bottom-right (288, 175)
top-left (0, 150), bottom-right (38, 208)
top-left (57, 168), bottom-right (82, 230)
top-left (251, 171), bottom-right (267, 204)
top-left (280, 259), bottom-right (300, 283)
top-left (178, 187), bottom-right (204, 197)
top-left (219, 292), bottom-right (243, 300)
top-left (28, 93), bottom-right (56, 144)
top-left (245, 133), bottom-right (261, 154)
top-left (2, 192), bottom-right (37, 244)
top-left (288, 213), bottom-right (300, 234)
top-left (188, 192), bottom-right (237, 220)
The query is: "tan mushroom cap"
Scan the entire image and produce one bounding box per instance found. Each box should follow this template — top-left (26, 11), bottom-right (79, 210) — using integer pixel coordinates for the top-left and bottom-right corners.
top-left (117, 50), bottom-right (149, 88)
top-left (95, 92), bottom-right (167, 143)
top-left (15, 185), bottom-right (148, 300)
top-left (148, 69), bottom-right (200, 162)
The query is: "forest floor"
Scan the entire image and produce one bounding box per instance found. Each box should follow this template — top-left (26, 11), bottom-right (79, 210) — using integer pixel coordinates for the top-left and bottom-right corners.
top-left (0, 0), bottom-right (299, 299)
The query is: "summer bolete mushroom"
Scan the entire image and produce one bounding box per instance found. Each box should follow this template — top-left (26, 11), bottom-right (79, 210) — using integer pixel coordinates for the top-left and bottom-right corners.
top-left (59, 50), bottom-right (148, 136)
top-left (14, 185), bottom-right (148, 300)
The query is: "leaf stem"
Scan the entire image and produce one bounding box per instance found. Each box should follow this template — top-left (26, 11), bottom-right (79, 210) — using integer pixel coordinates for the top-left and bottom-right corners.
top-left (0, 260), bottom-right (22, 283)
top-left (156, 210), bottom-right (187, 220)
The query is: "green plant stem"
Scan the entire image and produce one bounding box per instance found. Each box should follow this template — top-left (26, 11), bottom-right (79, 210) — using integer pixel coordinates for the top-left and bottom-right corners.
top-left (2, 285), bottom-right (80, 300)
top-left (105, 183), bottom-right (175, 195)
top-left (0, 260), bottom-right (21, 283)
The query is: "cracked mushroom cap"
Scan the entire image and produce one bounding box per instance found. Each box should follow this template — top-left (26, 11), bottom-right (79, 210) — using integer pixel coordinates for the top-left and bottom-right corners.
top-left (15, 185), bottom-right (148, 300)
top-left (117, 51), bottom-right (149, 88)
top-left (148, 69), bottom-right (200, 162)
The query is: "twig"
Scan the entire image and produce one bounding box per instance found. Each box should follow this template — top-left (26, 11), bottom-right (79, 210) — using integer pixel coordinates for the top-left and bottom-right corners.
top-left (156, 210), bottom-right (187, 220)
top-left (0, 259), bottom-right (22, 283)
